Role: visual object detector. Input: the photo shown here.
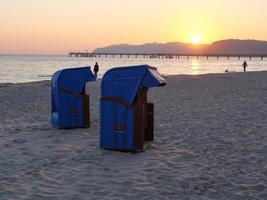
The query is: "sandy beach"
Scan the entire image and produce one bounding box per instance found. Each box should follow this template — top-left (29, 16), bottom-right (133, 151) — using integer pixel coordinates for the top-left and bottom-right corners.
top-left (0, 71), bottom-right (267, 200)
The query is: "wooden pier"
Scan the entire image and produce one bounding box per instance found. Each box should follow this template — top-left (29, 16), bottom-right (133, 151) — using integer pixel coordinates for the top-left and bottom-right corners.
top-left (68, 52), bottom-right (267, 60)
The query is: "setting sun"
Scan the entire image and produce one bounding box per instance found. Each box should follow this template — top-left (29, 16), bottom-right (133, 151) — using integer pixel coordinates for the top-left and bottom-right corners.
top-left (191, 35), bottom-right (201, 44)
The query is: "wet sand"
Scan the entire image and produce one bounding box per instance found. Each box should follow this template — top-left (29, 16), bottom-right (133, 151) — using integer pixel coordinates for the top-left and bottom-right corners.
top-left (0, 72), bottom-right (267, 199)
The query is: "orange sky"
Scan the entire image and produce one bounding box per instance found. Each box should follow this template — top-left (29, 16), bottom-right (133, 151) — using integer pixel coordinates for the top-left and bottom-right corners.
top-left (1, 0), bottom-right (267, 54)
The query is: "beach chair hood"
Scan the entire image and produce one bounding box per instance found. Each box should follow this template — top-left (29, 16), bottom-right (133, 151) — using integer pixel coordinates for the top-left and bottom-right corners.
top-left (101, 65), bottom-right (166, 104)
top-left (52, 66), bottom-right (95, 93)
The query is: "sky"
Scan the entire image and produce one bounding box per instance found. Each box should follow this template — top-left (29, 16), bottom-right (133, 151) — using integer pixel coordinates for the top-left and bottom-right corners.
top-left (1, 0), bottom-right (267, 54)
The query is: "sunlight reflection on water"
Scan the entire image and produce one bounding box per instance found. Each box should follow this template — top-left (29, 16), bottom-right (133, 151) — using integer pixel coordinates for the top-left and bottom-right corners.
top-left (190, 59), bottom-right (200, 75)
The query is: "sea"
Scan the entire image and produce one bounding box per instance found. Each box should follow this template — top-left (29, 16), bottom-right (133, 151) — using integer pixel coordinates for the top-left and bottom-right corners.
top-left (0, 54), bottom-right (266, 83)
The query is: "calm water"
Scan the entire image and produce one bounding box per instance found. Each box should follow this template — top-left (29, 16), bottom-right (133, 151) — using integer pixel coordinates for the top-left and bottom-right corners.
top-left (0, 54), bottom-right (266, 83)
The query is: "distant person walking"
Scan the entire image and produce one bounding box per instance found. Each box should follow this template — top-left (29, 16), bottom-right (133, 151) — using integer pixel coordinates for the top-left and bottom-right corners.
top-left (242, 60), bottom-right (248, 72)
top-left (94, 62), bottom-right (99, 78)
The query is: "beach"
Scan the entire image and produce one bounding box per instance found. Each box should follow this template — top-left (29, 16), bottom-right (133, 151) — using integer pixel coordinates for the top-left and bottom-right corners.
top-left (0, 71), bottom-right (267, 199)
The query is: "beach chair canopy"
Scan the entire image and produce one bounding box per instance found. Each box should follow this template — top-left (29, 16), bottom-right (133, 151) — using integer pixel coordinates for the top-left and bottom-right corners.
top-left (52, 66), bottom-right (95, 92)
top-left (101, 65), bottom-right (166, 104)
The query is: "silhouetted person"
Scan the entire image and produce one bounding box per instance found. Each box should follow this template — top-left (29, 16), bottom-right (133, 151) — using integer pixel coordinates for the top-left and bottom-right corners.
top-left (94, 62), bottom-right (99, 78)
top-left (242, 60), bottom-right (247, 72)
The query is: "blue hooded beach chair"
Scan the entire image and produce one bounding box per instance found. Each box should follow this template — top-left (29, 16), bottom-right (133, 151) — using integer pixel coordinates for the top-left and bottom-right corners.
top-left (51, 67), bottom-right (96, 128)
top-left (100, 65), bottom-right (166, 152)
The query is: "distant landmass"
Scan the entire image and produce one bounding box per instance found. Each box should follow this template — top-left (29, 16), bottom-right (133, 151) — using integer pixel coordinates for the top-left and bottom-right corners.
top-left (93, 39), bottom-right (267, 55)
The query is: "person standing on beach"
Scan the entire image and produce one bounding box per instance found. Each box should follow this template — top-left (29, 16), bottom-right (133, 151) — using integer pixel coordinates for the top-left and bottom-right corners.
top-left (94, 62), bottom-right (99, 78)
top-left (242, 60), bottom-right (248, 72)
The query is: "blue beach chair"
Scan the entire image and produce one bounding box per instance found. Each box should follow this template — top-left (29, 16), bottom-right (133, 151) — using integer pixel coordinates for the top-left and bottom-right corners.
top-left (51, 67), bottom-right (96, 128)
top-left (100, 65), bottom-right (166, 152)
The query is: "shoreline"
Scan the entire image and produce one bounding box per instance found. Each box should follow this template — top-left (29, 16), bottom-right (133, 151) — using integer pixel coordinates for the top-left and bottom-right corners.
top-left (1, 70), bottom-right (267, 86)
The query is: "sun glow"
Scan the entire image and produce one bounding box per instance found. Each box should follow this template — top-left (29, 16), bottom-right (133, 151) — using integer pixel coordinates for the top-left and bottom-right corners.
top-left (191, 35), bottom-right (201, 44)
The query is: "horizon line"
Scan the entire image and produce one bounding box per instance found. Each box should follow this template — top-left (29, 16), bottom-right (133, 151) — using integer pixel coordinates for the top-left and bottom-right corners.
top-left (2, 38), bottom-right (267, 56)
